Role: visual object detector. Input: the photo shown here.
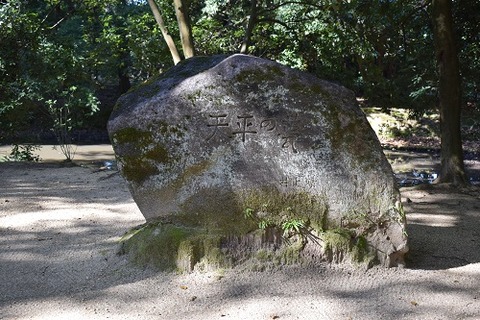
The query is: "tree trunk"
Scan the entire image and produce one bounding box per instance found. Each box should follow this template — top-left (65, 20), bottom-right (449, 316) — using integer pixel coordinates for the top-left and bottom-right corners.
top-left (173, 0), bottom-right (195, 58)
top-left (240, 0), bottom-right (258, 54)
top-left (118, 70), bottom-right (131, 94)
top-left (432, 0), bottom-right (467, 185)
top-left (147, 0), bottom-right (182, 65)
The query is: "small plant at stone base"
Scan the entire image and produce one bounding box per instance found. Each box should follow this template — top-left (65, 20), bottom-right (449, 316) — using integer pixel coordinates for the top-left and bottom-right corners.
top-left (243, 207), bottom-right (374, 264)
top-left (244, 207), bottom-right (254, 219)
top-left (244, 208), bottom-right (313, 242)
top-left (3, 144), bottom-right (41, 162)
top-left (244, 207), bottom-right (272, 230)
top-left (258, 219), bottom-right (271, 230)
top-left (281, 218), bottom-right (305, 236)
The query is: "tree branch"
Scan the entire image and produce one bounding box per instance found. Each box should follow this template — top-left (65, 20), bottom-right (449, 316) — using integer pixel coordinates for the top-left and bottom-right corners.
top-left (240, 0), bottom-right (258, 54)
top-left (147, 0), bottom-right (182, 65)
top-left (173, 0), bottom-right (195, 58)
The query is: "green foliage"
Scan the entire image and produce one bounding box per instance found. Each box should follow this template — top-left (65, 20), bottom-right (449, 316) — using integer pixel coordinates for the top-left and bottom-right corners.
top-left (84, 1), bottom-right (172, 83)
top-left (245, 207), bottom-right (271, 230)
top-left (0, 0), bottom-right (169, 145)
top-left (1, 0), bottom-right (478, 144)
top-left (454, 0), bottom-right (480, 107)
top-left (191, 0), bottom-right (247, 55)
top-left (46, 86), bottom-right (99, 160)
top-left (281, 218), bottom-right (306, 237)
top-left (0, 0), bottom-right (101, 148)
top-left (2, 144), bottom-right (41, 162)
top-left (365, 107), bottom-right (440, 141)
top-left (244, 204), bottom-right (312, 241)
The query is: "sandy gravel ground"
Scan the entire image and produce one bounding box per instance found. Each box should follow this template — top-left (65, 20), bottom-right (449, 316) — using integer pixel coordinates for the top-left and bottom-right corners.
top-left (0, 145), bottom-right (479, 320)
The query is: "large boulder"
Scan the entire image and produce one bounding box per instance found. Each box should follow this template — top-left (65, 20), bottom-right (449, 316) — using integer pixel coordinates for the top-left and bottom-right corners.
top-left (108, 54), bottom-right (408, 270)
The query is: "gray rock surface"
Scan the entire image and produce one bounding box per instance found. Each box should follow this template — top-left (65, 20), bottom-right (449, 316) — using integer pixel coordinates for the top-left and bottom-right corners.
top-left (108, 54), bottom-right (408, 267)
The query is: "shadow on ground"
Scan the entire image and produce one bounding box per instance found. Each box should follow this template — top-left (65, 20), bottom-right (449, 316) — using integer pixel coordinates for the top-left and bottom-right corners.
top-left (0, 161), bottom-right (155, 307)
top-left (402, 184), bottom-right (480, 270)
top-left (0, 159), bottom-right (479, 319)
top-left (385, 149), bottom-right (480, 270)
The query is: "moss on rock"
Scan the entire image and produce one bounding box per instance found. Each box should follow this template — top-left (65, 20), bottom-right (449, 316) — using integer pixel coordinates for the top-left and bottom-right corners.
top-left (239, 188), bottom-right (329, 232)
top-left (112, 125), bottom-right (183, 184)
top-left (119, 223), bottom-right (192, 270)
top-left (115, 187), bottom-right (379, 272)
top-left (119, 222), bottom-right (233, 272)
top-left (318, 229), bottom-right (375, 265)
top-left (234, 64), bottom-right (285, 84)
top-left (119, 211), bottom-right (378, 272)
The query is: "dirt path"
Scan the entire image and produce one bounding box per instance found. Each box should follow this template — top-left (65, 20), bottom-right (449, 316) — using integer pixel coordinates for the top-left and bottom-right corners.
top-left (0, 145), bottom-right (115, 163)
top-left (0, 146), bottom-right (479, 319)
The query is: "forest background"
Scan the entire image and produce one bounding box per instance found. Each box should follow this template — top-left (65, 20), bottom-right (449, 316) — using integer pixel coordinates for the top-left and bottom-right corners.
top-left (0, 0), bottom-right (478, 181)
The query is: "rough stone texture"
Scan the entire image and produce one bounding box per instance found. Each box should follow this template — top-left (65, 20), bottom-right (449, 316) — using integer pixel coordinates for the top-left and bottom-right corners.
top-left (108, 54), bottom-right (408, 268)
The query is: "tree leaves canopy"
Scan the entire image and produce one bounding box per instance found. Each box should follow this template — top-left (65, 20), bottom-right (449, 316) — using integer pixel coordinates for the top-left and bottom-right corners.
top-left (0, 0), bottom-right (478, 146)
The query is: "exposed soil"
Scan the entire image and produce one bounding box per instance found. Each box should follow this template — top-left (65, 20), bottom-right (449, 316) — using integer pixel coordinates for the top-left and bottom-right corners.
top-left (0, 145), bottom-right (479, 319)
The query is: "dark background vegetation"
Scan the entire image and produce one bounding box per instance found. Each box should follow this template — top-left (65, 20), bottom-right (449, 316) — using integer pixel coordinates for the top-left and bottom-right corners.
top-left (0, 0), bottom-right (478, 145)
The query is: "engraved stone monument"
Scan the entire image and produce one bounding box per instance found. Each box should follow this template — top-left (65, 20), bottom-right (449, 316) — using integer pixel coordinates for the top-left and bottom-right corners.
top-left (108, 54), bottom-right (408, 270)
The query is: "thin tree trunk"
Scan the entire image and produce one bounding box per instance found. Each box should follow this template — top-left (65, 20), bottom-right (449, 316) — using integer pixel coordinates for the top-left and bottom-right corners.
top-left (432, 0), bottom-right (467, 185)
top-left (240, 0), bottom-right (258, 54)
top-left (147, 0), bottom-right (182, 65)
top-left (173, 0), bottom-right (195, 58)
top-left (118, 69), bottom-right (131, 94)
